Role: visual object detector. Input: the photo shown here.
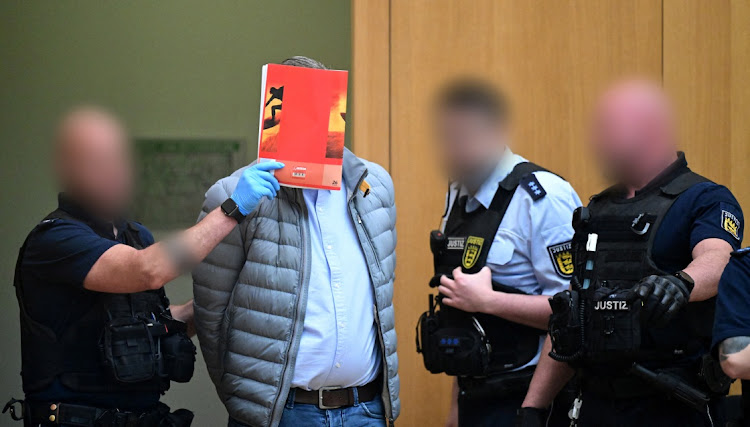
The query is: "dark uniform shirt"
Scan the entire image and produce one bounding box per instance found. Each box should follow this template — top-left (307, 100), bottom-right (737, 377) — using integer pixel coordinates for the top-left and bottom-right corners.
top-left (18, 194), bottom-right (159, 410)
top-left (632, 154), bottom-right (743, 272)
top-left (712, 250), bottom-right (750, 350)
top-left (609, 154), bottom-right (743, 362)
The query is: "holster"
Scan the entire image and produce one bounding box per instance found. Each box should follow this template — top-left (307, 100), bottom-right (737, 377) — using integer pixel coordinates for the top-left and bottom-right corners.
top-left (548, 289), bottom-right (583, 362)
top-left (157, 315), bottom-right (196, 383)
top-left (585, 287), bottom-right (642, 363)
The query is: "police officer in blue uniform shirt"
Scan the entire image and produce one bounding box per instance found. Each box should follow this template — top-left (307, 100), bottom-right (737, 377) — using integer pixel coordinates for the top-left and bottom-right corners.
top-left (713, 248), bottom-right (750, 425)
top-left (5, 107), bottom-right (285, 426)
top-left (714, 249), bottom-right (750, 379)
top-left (519, 80), bottom-right (744, 427)
top-left (415, 80), bottom-right (581, 427)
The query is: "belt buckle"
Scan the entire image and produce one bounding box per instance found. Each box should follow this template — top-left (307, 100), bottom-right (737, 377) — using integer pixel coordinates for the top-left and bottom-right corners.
top-left (317, 386), bottom-right (342, 410)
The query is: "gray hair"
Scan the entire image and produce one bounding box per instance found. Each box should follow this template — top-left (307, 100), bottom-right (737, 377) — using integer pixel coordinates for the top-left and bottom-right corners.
top-left (281, 56), bottom-right (328, 70)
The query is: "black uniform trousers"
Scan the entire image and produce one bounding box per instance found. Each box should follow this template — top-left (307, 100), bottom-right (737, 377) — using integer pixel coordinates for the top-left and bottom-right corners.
top-left (458, 389), bottom-right (575, 427)
top-left (577, 392), bottom-right (724, 427)
top-left (459, 395), bottom-right (525, 427)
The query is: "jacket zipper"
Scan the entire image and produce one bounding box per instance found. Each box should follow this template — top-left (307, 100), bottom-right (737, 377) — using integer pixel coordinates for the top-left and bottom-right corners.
top-left (351, 207), bottom-right (383, 273)
top-left (349, 169), bottom-right (394, 424)
top-left (269, 193), bottom-right (312, 427)
top-left (373, 304), bottom-right (395, 426)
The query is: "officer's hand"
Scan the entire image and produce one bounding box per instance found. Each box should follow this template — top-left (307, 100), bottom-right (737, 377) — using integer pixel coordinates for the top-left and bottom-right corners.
top-left (514, 407), bottom-right (547, 427)
top-left (444, 408), bottom-right (458, 427)
top-left (230, 162), bottom-right (285, 215)
top-left (438, 266), bottom-right (494, 313)
top-left (636, 274), bottom-right (692, 326)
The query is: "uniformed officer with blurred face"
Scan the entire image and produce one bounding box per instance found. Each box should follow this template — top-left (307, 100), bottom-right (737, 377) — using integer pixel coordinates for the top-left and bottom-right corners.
top-left (417, 80), bottom-right (581, 427)
top-left (519, 80), bottom-right (744, 427)
top-left (6, 107), bottom-right (285, 426)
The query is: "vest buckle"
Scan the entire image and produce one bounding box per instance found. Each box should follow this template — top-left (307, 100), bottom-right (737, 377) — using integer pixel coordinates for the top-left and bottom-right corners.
top-left (631, 213), bottom-right (651, 236)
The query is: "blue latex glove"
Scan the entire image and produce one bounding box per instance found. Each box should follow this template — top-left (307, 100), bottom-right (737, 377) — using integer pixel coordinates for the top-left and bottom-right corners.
top-left (230, 161), bottom-right (285, 215)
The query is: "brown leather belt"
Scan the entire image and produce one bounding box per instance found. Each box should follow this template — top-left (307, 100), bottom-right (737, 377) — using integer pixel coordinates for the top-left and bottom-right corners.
top-left (293, 379), bottom-right (380, 409)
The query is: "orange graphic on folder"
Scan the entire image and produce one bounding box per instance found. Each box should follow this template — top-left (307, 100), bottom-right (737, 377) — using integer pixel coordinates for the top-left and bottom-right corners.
top-left (257, 63), bottom-right (348, 190)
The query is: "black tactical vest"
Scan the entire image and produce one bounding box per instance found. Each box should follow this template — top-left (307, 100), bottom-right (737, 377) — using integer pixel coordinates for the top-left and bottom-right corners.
top-left (15, 208), bottom-right (195, 395)
top-left (570, 168), bottom-right (711, 363)
top-left (420, 162), bottom-right (549, 376)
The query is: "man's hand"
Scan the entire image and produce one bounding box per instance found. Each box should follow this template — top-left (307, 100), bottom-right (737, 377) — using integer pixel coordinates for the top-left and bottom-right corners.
top-left (170, 299), bottom-right (196, 337)
top-left (445, 409), bottom-right (458, 427)
top-left (438, 266), bottom-right (495, 313)
top-left (719, 336), bottom-right (750, 379)
top-left (636, 274), bottom-right (691, 326)
top-left (445, 379), bottom-right (459, 427)
top-left (231, 162), bottom-right (285, 215)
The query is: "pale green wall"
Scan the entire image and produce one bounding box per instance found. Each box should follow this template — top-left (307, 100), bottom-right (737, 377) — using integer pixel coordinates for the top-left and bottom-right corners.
top-left (0, 1), bottom-right (351, 425)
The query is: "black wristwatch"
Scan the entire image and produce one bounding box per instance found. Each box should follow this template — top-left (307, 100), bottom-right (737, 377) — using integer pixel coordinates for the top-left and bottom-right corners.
top-left (674, 270), bottom-right (695, 292)
top-left (221, 198), bottom-right (246, 223)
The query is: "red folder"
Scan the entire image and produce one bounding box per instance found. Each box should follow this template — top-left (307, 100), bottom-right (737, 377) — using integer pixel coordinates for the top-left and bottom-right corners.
top-left (257, 64), bottom-right (348, 190)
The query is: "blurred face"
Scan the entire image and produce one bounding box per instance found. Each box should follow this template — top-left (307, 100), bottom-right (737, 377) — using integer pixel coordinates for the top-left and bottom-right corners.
top-left (435, 107), bottom-right (506, 186)
top-left (57, 112), bottom-right (133, 219)
top-left (589, 83), bottom-right (676, 187)
top-left (590, 104), bottom-right (647, 184)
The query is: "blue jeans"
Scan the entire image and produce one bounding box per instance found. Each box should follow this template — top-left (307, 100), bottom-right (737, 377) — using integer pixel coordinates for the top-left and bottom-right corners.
top-left (228, 388), bottom-right (386, 427)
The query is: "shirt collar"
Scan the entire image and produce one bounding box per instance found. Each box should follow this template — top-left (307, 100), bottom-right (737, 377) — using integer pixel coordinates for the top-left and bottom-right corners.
top-left (633, 151), bottom-right (689, 196)
top-left (462, 148), bottom-right (524, 212)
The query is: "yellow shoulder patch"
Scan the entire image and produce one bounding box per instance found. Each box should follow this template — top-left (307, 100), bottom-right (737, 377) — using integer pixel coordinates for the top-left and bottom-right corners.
top-left (722, 210), bottom-right (741, 240)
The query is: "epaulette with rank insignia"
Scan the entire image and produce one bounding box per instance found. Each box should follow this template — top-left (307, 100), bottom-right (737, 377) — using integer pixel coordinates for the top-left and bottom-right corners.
top-left (731, 247), bottom-right (750, 257)
top-left (519, 173), bottom-right (547, 201)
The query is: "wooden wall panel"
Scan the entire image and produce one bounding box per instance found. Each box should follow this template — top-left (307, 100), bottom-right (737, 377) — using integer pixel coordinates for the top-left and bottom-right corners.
top-left (730, 0), bottom-right (750, 217)
top-left (664, 0), bottom-right (750, 216)
top-left (350, 0), bottom-right (391, 168)
top-left (663, 1), bottom-right (732, 191)
top-left (388, 1), bottom-right (661, 425)
top-left (352, 0), bottom-right (750, 424)
top-left (663, 0), bottom-right (750, 396)
top-left (663, 0), bottom-right (750, 220)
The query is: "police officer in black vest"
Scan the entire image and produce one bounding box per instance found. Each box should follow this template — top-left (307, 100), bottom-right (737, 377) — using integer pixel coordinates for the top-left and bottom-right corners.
top-left (415, 80), bottom-right (582, 426)
top-left (518, 80), bottom-right (743, 426)
top-left (4, 107), bottom-right (285, 426)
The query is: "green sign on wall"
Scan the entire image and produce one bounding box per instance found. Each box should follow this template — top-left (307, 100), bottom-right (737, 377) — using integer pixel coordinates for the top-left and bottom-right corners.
top-left (134, 139), bottom-right (243, 230)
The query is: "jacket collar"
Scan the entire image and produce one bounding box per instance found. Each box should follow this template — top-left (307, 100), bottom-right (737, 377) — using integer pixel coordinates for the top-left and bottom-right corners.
top-left (342, 147), bottom-right (368, 202)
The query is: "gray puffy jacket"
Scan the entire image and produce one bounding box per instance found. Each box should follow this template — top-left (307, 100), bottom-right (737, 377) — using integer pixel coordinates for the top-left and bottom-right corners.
top-left (193, 149), bottom-right (399, 427)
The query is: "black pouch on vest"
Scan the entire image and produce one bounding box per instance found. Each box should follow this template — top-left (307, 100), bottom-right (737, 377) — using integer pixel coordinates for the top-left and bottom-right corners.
top-left (586, 287), bottom-right (641, 363)
top-left (161, 331), bottom-right (196, 383)
top-left (417, 303), bottom-right (491, 376)
top-left (549, 290), bottom-right (583, 361)
top-left (101, 317), bottom-right (158, 383)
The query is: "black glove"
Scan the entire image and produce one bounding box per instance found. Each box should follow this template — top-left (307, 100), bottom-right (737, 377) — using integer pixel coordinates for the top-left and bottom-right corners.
top-left (636, 274), bottom-right (693, 326)
top-left (515, 407), bottom-right (547, 427)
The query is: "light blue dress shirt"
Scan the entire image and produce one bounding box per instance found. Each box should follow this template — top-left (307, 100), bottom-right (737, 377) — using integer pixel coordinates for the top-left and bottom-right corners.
top-left (291, 177), bottom-right (381, 390)
top-left (441, 149), bottom-right (582, 369)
